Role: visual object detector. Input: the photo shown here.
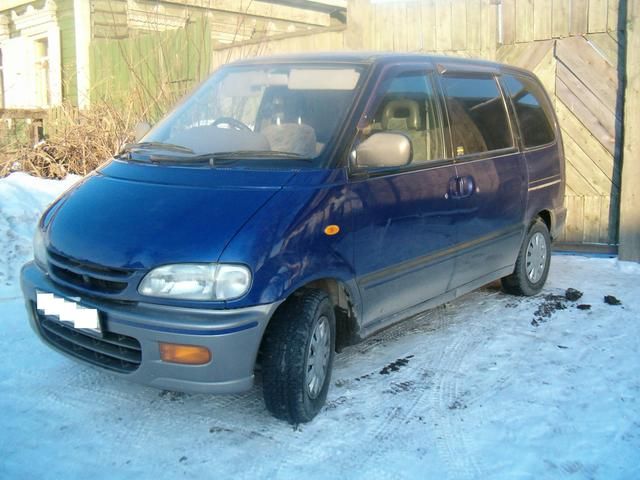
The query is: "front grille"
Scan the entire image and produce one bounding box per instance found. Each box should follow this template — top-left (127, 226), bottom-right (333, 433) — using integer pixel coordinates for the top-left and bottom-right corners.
top-left (46, 250), bottom-right (133, 295)
top-left (34, 305), bottom-right (141, 373)
top-left (49, 264), bottom-right (128, 293)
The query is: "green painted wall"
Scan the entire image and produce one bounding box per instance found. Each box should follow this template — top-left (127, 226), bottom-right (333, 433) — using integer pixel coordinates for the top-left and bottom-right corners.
top-left (58, 0), bottom-right (77, 105)
top-left (89, 19), bottom-right (211, 121)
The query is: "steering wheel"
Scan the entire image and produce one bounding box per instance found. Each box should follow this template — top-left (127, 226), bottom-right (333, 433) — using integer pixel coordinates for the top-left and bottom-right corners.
top-left (212, 117), bottom-right (252, 132)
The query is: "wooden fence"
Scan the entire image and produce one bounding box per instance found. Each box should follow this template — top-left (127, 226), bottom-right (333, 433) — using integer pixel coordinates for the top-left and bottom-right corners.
top-left (87, 0), bottom-right (630, 249)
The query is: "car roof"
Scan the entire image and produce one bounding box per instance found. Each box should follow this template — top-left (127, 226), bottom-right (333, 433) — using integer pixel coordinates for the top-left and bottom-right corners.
top-left (228, 52), bottom-right (533, 76)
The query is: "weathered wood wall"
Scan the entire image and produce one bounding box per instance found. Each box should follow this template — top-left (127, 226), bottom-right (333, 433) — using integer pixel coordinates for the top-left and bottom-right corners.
top-left (342, 0), bottom-right (498, 56)
top-left (497, 0), bottom-right (624, 247)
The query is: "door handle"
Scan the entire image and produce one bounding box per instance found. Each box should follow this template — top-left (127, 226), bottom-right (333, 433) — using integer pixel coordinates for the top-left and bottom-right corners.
top-left (457, 175), bottom-right (475, 198)
top-left (447, 175), bottom-right (475, 199)
top-left (447, 176), bottom-right (460, 199)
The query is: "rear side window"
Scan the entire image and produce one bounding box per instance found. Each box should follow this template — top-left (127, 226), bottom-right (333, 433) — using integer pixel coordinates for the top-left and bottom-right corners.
top-left (501, 74), bottom-right (555, 148)
top-left (441, 75), bottom-right (513, 156)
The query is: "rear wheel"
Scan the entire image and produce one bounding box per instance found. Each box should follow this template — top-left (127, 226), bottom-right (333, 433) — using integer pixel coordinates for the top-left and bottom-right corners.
top-left (502, 217), bottom-right (551, 296)
top-left (261, 289), bottom-right (335, 424)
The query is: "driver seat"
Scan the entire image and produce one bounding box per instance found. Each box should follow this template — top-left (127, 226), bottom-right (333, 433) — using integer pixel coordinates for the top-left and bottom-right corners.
top-left (381, 100), bottom-right (427, 161)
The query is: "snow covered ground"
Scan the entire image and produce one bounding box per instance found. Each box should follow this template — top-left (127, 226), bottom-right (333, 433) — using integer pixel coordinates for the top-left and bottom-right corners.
top-left (1, 173), bottom-right (639, 479)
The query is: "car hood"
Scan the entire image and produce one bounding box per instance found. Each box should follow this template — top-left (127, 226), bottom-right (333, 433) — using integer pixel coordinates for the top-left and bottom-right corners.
top-left (45, 163), bottom-right (296, 270)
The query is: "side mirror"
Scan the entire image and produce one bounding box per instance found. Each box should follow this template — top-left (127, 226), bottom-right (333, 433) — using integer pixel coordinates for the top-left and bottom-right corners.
top-left (133, 121), bottom-right (152, 142)
top-left (354, 132), bottom-right (412, 169)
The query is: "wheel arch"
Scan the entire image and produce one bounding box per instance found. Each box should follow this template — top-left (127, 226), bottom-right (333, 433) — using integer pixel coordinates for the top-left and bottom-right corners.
top-left (260, 277), bottom-right (361, 355)
top-left (537, 209), bottom-right (552, 233)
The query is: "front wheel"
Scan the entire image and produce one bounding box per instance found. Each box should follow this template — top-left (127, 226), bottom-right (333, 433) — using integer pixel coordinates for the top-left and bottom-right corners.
top-left (502, 217), bottom-right (551, 296)
top-left (261, 289), bottom-right (336, 423)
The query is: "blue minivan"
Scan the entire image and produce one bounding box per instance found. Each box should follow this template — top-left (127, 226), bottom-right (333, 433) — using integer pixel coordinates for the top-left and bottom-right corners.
top-left (21, 53), bottom-right (566, 423)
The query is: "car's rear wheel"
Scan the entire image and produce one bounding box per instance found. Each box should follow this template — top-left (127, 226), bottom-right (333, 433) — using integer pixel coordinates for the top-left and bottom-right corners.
top-left (502, 217), bottom-right (551, 296)
top-left (261, 288), bottom-right (335, 423)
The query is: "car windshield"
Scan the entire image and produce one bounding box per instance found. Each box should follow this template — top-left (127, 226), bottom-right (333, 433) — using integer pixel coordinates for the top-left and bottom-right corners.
top-left (138, 63), bottom-right (366, 166)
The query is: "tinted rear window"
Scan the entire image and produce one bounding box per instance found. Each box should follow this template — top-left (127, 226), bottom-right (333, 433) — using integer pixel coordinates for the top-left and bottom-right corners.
top-left (502, 74), bottom-right (555, 148)
top-left (441, 75), bottom-right (513, 156)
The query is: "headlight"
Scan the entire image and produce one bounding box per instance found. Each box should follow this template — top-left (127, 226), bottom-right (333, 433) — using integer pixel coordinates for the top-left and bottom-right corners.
top-left (138, 263), bottom-right (251, 301)
top-left (33, 227), bottom-right (47, 268)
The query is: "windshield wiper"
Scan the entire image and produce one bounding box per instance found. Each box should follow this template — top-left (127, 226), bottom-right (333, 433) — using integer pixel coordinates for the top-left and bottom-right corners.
top-left (117, 141), bottom-right (195, 157)
top-left (209, 150), bottom-right (307, 159)
top-left (144, 150), bottom-right (311, 166)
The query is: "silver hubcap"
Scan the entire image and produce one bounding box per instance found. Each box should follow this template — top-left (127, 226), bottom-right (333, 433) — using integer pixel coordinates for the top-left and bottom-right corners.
top-left (305, 315), bottom-right (331, 399)
top-left (526, 232), bottom-right (547, 283)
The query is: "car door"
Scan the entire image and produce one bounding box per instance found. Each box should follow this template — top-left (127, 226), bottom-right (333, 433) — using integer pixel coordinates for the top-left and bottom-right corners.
top-left (348, 65), bottom-right (459, 329)
top-left (437, 71), bottom-right (527, 288)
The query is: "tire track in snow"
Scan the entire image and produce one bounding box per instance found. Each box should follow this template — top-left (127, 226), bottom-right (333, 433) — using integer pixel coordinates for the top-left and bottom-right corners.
top-left (422, 289), bottom-right (523, 479)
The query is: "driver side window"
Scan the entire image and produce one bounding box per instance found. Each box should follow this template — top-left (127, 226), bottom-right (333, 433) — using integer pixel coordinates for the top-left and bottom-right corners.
top-left (361, 70), bottom-right (444, 164)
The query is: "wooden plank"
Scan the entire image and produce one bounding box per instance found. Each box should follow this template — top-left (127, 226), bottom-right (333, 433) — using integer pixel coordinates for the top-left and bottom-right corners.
top-left (345, 0), bottom-right (363, 50)
top-left (451, 0), bottom-right (468, 50)
top-left (2, 0), bottom-right (42, 9)
top-left (556, 75), bottom-right (615, 158)
top-left (405, 3), bottom-right (423, 51)
top-left (555, 100), bottom-right (619, 187)
top-left (569, 0), bottom-right (589, 34)
top-left (565, 183), bottom-right (579, 196)
top-left (502, 0), bottom-right (516, 44)
top-left (513, 39), bottom-right (554, 69)
top-left (158, 0), bottom-right (332, 27)
top-left (608, 192), bottom-right (620, 244)
top-left (556, 64), bottom-right (619, 154)
top-left (555, 36), bottom-right (619, 112)
top-left (618, 0), bottom-right (640, 259)
top-left (420, 0), bottom-right (437, 51)
top-left (563, 136), bottom-right (610, 196)
top-left (361, 1), bottom-right (372, 51)
top-left (480, 0), bottom-right (498, 54)
top-left (393, 3), bottom-right (408, 51)
top-left (533, 0), bottom-right (553, 40)
top-left (532, 42), bottom-right (557, 95)
top-left (588, 0), bottom-right (608, 33)
top-left (464, 0), bottom-right (482, 50)
top-left (515, 0), bottom-right (535, 42)
top-left (496, 42), bottom-right (527, 65)
top-left (0, 109), bottom-right (47, 120)
top-left (583, 195), bottom-right (602, 242)
top-left (552, 0), bottom-right (570, 37)
top-left (608, 0), bottom-right (620, 32)
top-left (435, 0), bottom-right (453, 51)
top-left (585, 32), bottom-right (619, 65)
top-left (563, 195), bottom-right (585, 242)
top-left (377, 4), bottom-right (394, 51)
top-left (598, 194), bottom-right (616, 244)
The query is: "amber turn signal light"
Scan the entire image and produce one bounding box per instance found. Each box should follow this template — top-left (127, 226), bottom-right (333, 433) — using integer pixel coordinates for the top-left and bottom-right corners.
top-left (324, 225), bottom-right (340, 236)
top-left (159, 343), bottom-right (211, 365)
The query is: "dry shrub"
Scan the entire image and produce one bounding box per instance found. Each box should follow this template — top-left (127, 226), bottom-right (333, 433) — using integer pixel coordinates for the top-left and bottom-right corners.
top-left (1, 101), bottom-right (138, 179)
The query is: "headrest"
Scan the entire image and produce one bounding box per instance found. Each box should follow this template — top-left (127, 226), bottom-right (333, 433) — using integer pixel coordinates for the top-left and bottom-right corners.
top-left (381, 99), bottom-right (421, 130)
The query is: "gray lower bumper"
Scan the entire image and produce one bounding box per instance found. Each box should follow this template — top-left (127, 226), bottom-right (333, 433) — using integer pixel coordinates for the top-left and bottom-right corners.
top-left (20, 262), bottom-right (280, 394)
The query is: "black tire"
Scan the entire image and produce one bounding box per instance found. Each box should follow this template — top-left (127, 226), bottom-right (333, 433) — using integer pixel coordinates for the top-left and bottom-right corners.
top-left (261, 289), bottom-right (336, 424)
top-left (501, 217), bottom-right (551, 296)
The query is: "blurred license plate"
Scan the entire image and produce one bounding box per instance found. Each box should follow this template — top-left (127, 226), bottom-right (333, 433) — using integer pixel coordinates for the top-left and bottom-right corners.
top-left (36, 291), bottom-right (101, 335)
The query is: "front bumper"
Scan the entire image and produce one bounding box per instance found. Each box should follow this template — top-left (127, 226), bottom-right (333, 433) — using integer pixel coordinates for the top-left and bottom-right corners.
top-left (20, 261), bottom-right (280, 394)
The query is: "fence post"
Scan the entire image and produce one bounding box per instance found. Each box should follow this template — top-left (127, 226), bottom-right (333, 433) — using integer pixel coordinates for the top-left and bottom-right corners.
top-left (619, 0), bottom-right (640, 261)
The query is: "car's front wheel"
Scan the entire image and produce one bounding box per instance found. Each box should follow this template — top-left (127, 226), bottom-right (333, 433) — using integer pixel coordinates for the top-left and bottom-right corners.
top-left (261, 288), bottom-right (336, 423)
